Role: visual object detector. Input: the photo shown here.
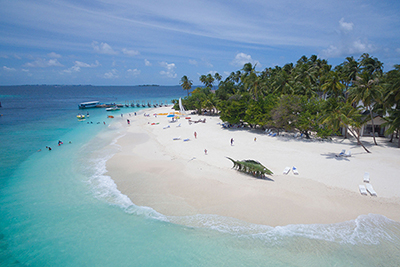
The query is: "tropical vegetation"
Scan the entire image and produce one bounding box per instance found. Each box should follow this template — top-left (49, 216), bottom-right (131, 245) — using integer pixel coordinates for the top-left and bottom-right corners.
top-left (176, 54), bottom-right (400, 149)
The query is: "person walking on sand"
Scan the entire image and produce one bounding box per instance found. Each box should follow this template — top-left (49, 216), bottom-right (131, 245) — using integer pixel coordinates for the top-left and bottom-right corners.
top-left (230, 138), bottom-right (234, 146)
top-left (194, 131), bottom-right (197, 139)
top-left (204, 149), bottom-right (207, 155)
top-left (127, 119), bottom-right (130, 124)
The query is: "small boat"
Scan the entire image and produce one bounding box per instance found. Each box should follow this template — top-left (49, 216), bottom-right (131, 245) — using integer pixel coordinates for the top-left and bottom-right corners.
top-left (106, 106), bottom-right (120, 111)
top-left (108, 115), bottom-right (114, 118)
top-left (77, 114), bottom-right (85, 119)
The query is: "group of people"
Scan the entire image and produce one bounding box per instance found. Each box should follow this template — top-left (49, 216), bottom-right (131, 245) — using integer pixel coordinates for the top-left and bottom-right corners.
top-left (40, 140), bottom-right (71, 152)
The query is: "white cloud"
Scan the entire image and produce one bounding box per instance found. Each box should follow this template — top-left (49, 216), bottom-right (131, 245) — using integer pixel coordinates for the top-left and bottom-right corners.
top-left (3, 66), bottom-right (16, 71)
top-left (62, 60), bottom-right (100, 74)
top-left (159, 61), bottom-right (177, 78)
top-left (127, 68), bottom-right (141, 76)
top-left (22, 69), bottom-right (29, 72)
top-left (47, 52), bottom-right (62, 58)
top-left (322, 39), bottom-right (374, 58)
top-left (25, 58), bottom-right (63, 67)
top-left (189, 59), bottom-right (198, 66)
top-left (231, 52), bottom-right (260, 67)
top-left (75, 60), bottom-right (100, 68)
top-left (321, 18), bottom-right (375, 58)
top-left (122, 48), bottom-right (140, 56)
top-left (144, 59), bottom-right (152, 66)
top-left (339, 18), bottom-right (354, 32)
top-left (104, 69), bottom-right (118, 79)
top-left (92, 41), bottom-right (118, 55)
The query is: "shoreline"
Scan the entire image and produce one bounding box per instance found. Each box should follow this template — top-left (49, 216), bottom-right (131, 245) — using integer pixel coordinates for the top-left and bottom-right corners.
top-left (106, 106), bottom-right (400, 227)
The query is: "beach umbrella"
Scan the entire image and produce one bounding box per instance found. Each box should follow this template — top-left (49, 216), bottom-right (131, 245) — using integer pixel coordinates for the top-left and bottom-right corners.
top-left (167, 114), bottom-right (175, 117)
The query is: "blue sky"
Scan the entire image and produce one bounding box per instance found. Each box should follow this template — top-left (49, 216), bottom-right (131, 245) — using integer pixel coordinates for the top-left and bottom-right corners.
top-left (1, 0), bottom-right (399, 85)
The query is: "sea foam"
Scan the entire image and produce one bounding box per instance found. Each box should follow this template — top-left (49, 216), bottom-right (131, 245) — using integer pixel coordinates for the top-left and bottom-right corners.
top-left (82, 130), bottom-right (167, 222)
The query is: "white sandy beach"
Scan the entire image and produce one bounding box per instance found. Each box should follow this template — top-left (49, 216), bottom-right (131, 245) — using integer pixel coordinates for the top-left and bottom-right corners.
top-left (106, 106), bottom-right (400, 227)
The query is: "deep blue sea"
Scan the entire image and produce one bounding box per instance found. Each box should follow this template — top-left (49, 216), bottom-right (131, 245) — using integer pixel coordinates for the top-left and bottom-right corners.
top-left (1, 85), bottom-right (400, 266)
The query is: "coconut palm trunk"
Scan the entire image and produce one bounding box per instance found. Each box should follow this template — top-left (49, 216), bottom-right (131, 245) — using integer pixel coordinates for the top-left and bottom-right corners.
top-left (368, 105), bottom-right (378, 145)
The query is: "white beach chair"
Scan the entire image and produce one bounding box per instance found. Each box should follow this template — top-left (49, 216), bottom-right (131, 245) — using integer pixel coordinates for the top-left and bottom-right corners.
top-left (336, 149), bottom-right (345, 157)
top-left (176, 123), bottom-right (181, 127)
top-left (365, 184), bottom-right (377, 196)
top-left (359, 185), bottom-right (368, 196)
top-left (292, 166), bottom-right (299, 175)
top-left (183, 138), bottom-right (190, 142)
top-left (344, 150), bottom-right (351, 157)
top-left (173, 136), bottom-right (181, 140)
top-left (283, 167), bottom-right (291, 175)
top-left (163, 125), bottom-right (170, 129)
top-left (363, 172), bottom-right (370, 183)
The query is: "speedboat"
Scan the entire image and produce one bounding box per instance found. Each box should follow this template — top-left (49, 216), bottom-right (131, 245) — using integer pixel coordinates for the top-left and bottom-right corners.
top-left (77, 114), bottom-right (85, 119)
top-left (106, 106), bottom-right (120, 111)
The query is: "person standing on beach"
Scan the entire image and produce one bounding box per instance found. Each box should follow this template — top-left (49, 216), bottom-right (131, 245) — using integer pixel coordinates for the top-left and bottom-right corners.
top-left (194, 132), bottom-right (197, 139)
top-left (127, 119), bottom-right (130, 124)
top-left (204, 149), bottom-right (207, 155)
top-left (231, 138), bottom-right (234, 146)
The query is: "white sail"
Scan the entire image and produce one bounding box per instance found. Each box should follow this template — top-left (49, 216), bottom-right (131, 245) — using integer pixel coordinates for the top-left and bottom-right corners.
top-left (179, 98), bottom-right (186, 116)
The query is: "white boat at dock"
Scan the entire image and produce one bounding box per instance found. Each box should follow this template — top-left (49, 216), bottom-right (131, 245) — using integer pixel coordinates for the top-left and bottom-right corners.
top-left (78, 101), bottom-right (100, 109)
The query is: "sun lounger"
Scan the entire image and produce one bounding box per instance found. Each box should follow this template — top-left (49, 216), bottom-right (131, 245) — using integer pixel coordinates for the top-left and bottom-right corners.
top-left (336, 149), bottom-right (345, 157)
top-left (183, 138), bottom-right (190, 142)
top-left (344, 150), bottom-right (351, 157)
top-left (283, 167), bottom-right (291, 175)
top-left (292, 166), bottom-right (299, 175)
top-left (359, 185), bottom-right (368, 196)
top-left (163, 125), bottom-right (170, 129)
top-left (363, 172), bottom-right (370, 183)
top-left (365, 184), bottom-right (377, 196)
top-left (173, 137), bottom-right (181, 140)
top-left (271, 133), bottom-right (277, 137)
top-left (176, 123), bottom-right (181, 127)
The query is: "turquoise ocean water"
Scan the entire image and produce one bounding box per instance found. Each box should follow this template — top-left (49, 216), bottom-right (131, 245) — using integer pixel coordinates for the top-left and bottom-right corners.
top-left (1, 85), bottom-right (400, 266)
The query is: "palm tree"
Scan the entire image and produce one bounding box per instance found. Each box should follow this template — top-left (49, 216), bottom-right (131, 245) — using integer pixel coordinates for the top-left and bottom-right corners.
top-left (243, 71), bottom-right (262, 100)
top-left (180, 75), bottom-right (193, 96)
top-left (321, 71), bottom-right (345, 99)
top-left (322, 98), bottom-right (371, 153)
top-left (214, 73), bottom-right (222, 85)
top-left (349, 71), bottom-right (382, 145)
top-left (199, 74), bottom-right (215, 88)
top-left (382, 65), bottom-right (400, 146)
